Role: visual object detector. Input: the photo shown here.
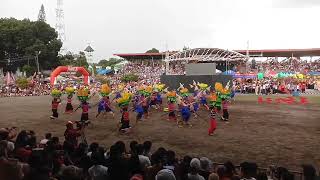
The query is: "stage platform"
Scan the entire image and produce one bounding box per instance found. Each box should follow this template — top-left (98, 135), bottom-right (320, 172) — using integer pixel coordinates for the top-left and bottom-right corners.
top-left (160, 74), bottom-right (233, 91)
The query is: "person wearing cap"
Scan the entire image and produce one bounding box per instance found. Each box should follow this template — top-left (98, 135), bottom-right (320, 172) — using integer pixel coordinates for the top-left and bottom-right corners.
top-left (156, 169), bottom-right (176, 180)
top-left (188, 158), bottom-right (205, 180)
top-left (64, 121), bottom-right (82, 148)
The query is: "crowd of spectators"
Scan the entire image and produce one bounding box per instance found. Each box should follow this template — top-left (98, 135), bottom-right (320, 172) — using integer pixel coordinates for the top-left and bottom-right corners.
top-left (255, 58), bottom-right (320, 73)
top-left (0, 126), bottom-right (319, 180)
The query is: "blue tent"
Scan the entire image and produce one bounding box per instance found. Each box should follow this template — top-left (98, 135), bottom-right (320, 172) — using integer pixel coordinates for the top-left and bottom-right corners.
top-left (222, 70), bottom-right (235, 75)
top-left (97, 69), bottom-right (113, 75)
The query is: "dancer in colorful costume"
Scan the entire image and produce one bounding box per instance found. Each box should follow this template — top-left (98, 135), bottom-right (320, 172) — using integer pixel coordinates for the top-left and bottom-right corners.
top-left (214, 82), bottom-right (231, 121)
top-left (207, 92), bottom-right (217, 136)
top-left (179, 87), bottom-right (192, 127)
top-left (65, 87), bottom-right (75, 114)
top-left (116, 92), bottom-right (133, 132)
top-left (219, 82), bottom-right (231, 121)
top-left (50, 89), bottom-right (62, 119)
top-left (76, 87), bottom-right (90, 123)
top-left (198, 83), bottom-right (209, 109)
top-left (139, 86), bottom-right (152, 119)
top-left (166, 91), bottom-right (177, 121)
top-left (154, 83), bottom-right (166, 109)
top-left (96, 84), bottom-right (114, 118)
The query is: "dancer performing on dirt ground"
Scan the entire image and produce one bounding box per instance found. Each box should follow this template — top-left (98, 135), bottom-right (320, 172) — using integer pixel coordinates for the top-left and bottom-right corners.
top-left (50, 89), bottom-right (62, 120)
top-left (116, 92), bottom-right (133, 133)
top-left (65, 87), bottom-right (75, 114)
top-left (75, 87), bottom-right (91, 124)
top-left (96, 84), bottom-right (114, 118)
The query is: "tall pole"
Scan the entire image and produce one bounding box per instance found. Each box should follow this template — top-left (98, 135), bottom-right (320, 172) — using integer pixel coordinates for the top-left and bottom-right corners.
top-left (35, 51), bottom-right (41, 73)
top-left (246, 40), bottom-right (249, 73)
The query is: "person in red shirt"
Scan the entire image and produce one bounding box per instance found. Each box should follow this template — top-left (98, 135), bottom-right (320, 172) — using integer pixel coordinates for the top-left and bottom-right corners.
top-left (119, 106), bottom-right (131, 133)
top-left (51, 97), bottom-right (61, 119)
top-left (64, 121), bottom-right (82, 148)
top-left (65, 94), bottom-right (74, 114)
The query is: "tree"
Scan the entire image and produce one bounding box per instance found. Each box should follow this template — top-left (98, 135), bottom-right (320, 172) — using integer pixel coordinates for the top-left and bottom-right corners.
top-left (16, 77), bottom-right (29, 89)
top-left (59, 51), bottom-right (89, 68)
top-left (0, 18), bottom-right (62, 72)
top-left (146, 48), bottom-right (159, 53)
top-left (22, 65), bottom-right (35, 77)
top-left (98, 58), bottom-right (122, 68)
top-left (38, 4), bottom-right (46, 22)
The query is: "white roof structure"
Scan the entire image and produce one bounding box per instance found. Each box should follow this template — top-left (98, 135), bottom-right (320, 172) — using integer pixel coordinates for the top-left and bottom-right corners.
top-left (166, 48), bottom-right (247, 62)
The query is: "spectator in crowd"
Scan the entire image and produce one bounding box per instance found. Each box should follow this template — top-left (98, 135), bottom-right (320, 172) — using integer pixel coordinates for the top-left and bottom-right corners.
top-left (302, 164), bottom-right (318, 180)
top-left (88, 152), bottom-right (108, 180)
top-left (188, 158), bottom-right (205, 180)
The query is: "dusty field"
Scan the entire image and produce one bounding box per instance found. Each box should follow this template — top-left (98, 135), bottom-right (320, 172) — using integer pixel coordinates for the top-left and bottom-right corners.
top-left (0, 95), bottom-right (319, 170)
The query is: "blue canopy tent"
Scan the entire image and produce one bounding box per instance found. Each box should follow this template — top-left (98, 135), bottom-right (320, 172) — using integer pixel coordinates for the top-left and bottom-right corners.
top-left (222, 70), bottom-right (235, 75)
top-left (97, 69), bottom-right (113, 75)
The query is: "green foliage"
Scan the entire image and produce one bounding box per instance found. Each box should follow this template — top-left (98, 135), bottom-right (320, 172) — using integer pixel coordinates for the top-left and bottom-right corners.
top-left (98, 58), bottom-right (122, 69)
top-left (0, 18), bottom-right (62, 72)
top-left (22, 65), bottom-right (35, 77)
top-left (145, 48), bottom-right (159, 53)
top-left (59, 51), bottom-right (89, 68)
top-left (16, 77), bottom-right (29, 89)
top-left (121, 73), bottom-right (139, 82)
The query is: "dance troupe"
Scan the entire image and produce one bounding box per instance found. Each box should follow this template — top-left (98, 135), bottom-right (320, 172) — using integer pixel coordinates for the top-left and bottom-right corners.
top-left (50, 81), bottom-right (232, 136)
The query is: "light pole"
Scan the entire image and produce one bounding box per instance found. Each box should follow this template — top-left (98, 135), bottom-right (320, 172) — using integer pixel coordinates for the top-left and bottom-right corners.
top-left (35, 51), bottom-right (41, 73)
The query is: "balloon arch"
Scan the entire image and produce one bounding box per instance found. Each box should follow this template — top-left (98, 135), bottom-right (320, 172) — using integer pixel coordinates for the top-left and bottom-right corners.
top-left (50, 66), bottom-right (89, 85)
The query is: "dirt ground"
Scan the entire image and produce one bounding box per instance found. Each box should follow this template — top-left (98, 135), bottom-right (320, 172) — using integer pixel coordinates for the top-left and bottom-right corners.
top-left (0, 95), bottom-right (319, 171)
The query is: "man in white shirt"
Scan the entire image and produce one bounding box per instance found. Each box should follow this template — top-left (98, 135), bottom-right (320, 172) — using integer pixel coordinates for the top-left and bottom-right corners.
top-left (88, 153), bottom-right (108, 180)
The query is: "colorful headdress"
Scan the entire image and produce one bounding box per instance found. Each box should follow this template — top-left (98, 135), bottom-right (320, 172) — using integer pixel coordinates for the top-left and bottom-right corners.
top-left (214, 82), bottom-right (223, 92)
top-left (137, 85), bottom-right (152, 97)
top-left (100, 84), bottom-right (111, 97)
top-left (77, 87), bottom-right (90, 102)
top-left (207, 92), bottom-right (217, 107)
top-left (198, 83), bottom-right (209, 91)
top-left (154, 83), bottom-right (166, 92)
top-left (51, 89), bottom-right (62, 98)
top-left (179, 87), bottom-right (189, 97)
top-left (65, 87), bottom-right (75, 96)
top-left (144, 86), bottom-right (153, 96)
top-left (215, 82), bottom-right (231, 100)
top-left (116, 92), bottom-right (132, 107)
top-left (167, 91), bottom-right (177, 103)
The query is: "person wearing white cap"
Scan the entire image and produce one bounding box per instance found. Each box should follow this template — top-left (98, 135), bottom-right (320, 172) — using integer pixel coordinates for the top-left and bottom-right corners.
top-left (188, 158), bottom-right (205, 180)
top-left (156, 169), bottom-right (176, 180)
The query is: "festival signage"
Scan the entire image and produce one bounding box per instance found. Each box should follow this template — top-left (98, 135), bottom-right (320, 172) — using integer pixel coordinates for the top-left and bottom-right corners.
top-left (258, 96), bottom-right (309, 105)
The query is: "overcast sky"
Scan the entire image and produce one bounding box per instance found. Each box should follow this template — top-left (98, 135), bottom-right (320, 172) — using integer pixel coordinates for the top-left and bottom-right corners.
top-left (1, 0), bottom-right (320, 62)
